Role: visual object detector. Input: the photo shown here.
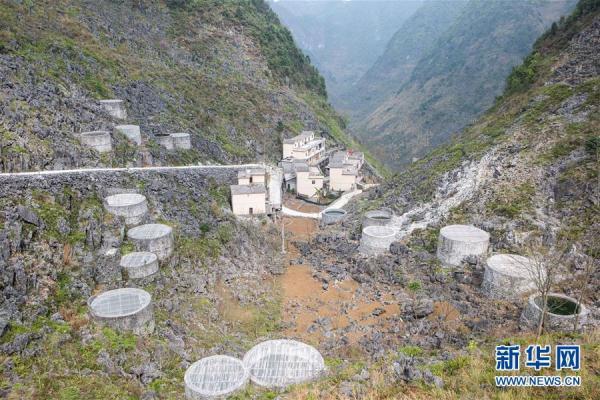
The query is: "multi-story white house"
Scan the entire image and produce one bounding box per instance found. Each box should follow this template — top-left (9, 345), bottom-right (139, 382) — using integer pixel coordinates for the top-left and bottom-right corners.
top-left (282, 131), bottom-right (325, 165)
top-left (328, 150), bottom-right (364, 192)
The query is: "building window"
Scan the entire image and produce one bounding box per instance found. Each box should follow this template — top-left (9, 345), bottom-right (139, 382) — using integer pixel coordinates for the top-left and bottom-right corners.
top-left (312, 180), bottom-right (316, 184)
top-left (249, 176), bottom-right (253, 183)
top-left (249, 207), bottom-right (254, 215)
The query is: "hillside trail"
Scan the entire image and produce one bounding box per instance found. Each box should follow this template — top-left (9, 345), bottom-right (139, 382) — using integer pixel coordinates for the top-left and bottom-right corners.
top-left (277, 200), bottom-right (401, 350)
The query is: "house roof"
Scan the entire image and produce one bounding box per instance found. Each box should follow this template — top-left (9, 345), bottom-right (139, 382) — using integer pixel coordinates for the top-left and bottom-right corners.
top-left (283, 130), bottom-right (316, 144)
top-left (238, 168), bottom-right (265, 178)
top-left (230, 184), bottom-right (266, 195)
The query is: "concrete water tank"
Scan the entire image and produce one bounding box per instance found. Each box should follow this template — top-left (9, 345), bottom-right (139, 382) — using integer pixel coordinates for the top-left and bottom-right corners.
top-left (99, 99), bottom-right (127, 119)
top-left (120, 251), bottom-right (159, 280)
top-left (171, 132), bottom-right (192, 150)
top-left (104, 193), bottom-right (148, 225)
top-left (520, 293), bottom-right (589, 332)
top-left (156, 133), bottom-right (174, 150)
top-left (80, 131), bottom-right (112, 153)
top-left (436, 225), bottom-right (490, 266)
top-left (115, 125), bottom-right (142, 145)
top-left (359, 225), bottom-right (396, 256)
top-left (185, 355), bottom-right (249, 399)
top-left (482, 254), bottom-right (539, 299)
top-left (88, 288), bottom-right (154, 334)
top-left (363, 209), bottom-right (393, 228)
top-left (127, 223), bottom-right (174, 261)
top-left (242, 340), bottom-right (325, 388)
top-left (321, 209), bottom-right (347, 225)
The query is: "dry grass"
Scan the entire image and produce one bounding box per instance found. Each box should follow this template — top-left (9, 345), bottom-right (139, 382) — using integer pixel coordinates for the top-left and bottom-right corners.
top-left (281, 330), bottom-right (599, 400)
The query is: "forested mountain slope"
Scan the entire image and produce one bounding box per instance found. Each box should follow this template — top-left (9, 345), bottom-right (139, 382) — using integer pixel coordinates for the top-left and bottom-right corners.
top-left (352, 0), bottom-right (577, 170)
top-left (336, 0), bottom-right (467, 119)
top-left (269, 0), bottom-right (423, 107)
top-left (0, 0), bottom-right (363, 173)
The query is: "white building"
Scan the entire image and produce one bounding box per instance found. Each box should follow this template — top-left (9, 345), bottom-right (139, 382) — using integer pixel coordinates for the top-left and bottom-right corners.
top-left (230, 184), bottom-right (267, 215)
top-left (238, 168), bottom-right (266, 185)
top-left (282, 131), bottom-right (325, 165)
top-left (295, 162), bottom-right (324, 198)
top-left (328, 150), bottom-right (364, 192)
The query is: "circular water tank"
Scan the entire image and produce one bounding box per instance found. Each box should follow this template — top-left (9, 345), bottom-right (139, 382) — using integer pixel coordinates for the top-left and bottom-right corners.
top-left (363, 209), bottom-right (393, 228)
top-left (156, 133), bottom-right (174, 150)
top-left (185, 355), bottom-right (249, 399)
top-left (115, 125), bottom-right (142, 145)
top-left (127, 224), bottom-right (174, 261)
top-left (436, 224), bottom-right (490, 266)
top-left (321, 208), bottom-right (347, 225)
top-left (120, 251), bottom-right (159, 280)
top-left (99, 99), bottom-right (127, 119)
top-left (80, 131), bottom-right (112, 153)
top-left (104, 193), bottom-right (148, 225)
top-left (482, 254), bottom-right (538, 299)
top-left (359, 225), bottom-right (396, 256)
top-left (243, 340), bottom-right (325, 388)
top-left (88, 288), bottom-right (153, 334)
top-left (520, 293), bottom-right (589, 332)
top-left (171, 132), bottom-right (192, 150)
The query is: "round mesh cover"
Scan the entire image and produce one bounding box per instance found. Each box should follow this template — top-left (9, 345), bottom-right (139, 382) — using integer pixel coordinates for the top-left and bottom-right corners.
top-left (440, 224), bottom-right (489, 242)
top-left (120, 252), bottom-right (157, 268)
top-left (105, 193), bottom-right (146, 207)
top-left (128, 224), bottom-right (172, 240)
top-left (90, 288), bottom-right (151, 318)
top-left (185, 355), bottom-right (249, 398)
top-left (242, 340), bottom-right (325, 388)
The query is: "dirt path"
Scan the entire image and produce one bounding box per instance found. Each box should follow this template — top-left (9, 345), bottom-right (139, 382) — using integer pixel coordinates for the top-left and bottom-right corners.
top-left (277, 216), bottom-right (402, 349)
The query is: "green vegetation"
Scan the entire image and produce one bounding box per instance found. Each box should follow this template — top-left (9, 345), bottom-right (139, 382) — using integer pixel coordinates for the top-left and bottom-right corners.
top-left (487, 182), bottom-right (536, 218)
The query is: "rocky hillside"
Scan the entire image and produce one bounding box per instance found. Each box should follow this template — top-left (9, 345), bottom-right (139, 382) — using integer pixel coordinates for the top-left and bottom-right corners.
top-left (0, 0), bottom-right (368, 173)
top-left (269, 0), bottom-right (423, 107)
top-left (350, 0), bottom-right (577, 169)
top-left (278, 1), bottom-right (598, 398)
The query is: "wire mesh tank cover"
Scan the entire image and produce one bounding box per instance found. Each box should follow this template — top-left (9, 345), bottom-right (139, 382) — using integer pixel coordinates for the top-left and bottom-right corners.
top-left (89, 288), bottom-right (151, 318)
top-left (184, 355), bottom-right (249, 399)
top-left (242, 340), bottom-right (325, 388)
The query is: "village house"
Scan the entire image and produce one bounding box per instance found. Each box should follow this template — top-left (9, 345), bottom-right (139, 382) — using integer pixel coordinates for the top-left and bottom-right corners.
top-left (328, 150), bottom-right (364, 192)
top-left (282, 131), bottom-right (325, 165)
top-left (230, 184), bottom-right (267, 215)
top-left (237, 168), bottom-right (265, 185)
top-left (294, 162), bottom-right (324, 198)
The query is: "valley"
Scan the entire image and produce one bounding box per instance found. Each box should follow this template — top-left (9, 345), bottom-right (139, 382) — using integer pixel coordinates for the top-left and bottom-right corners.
top-left (0, 0), bottom-right (598, 399)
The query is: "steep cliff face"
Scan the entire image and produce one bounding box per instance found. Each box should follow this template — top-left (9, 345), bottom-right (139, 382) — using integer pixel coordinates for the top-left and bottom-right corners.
top-left (0, 0), bottom-right (360, 173)
top-left (349, 0), bottom-right (577, 170)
